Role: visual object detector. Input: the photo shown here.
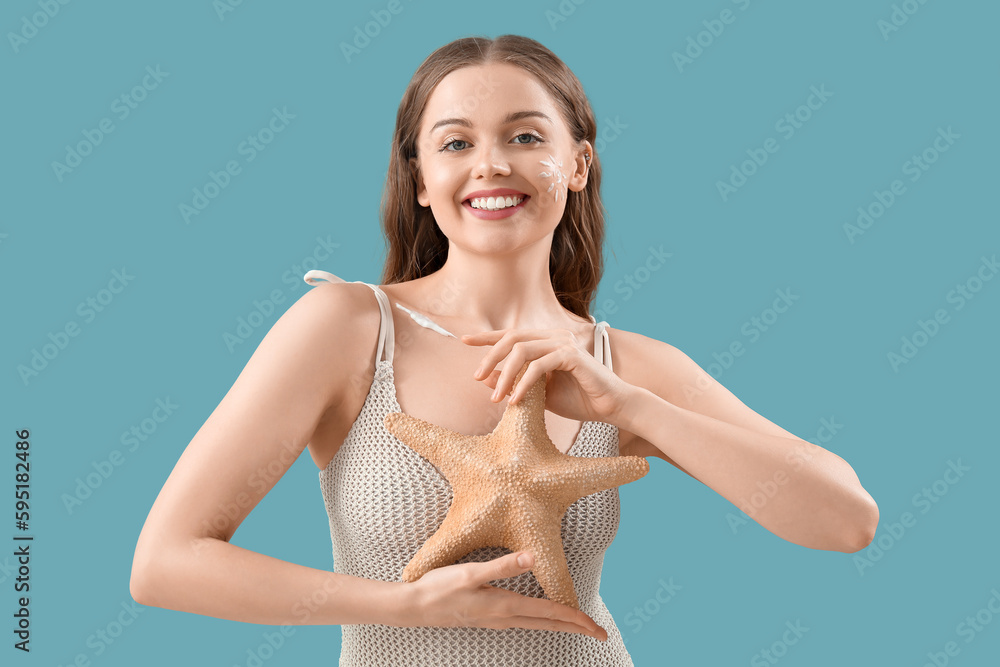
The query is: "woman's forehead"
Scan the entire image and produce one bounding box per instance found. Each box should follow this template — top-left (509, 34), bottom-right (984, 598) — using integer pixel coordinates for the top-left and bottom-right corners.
top-left (421, 64), bottom-right (558, 134)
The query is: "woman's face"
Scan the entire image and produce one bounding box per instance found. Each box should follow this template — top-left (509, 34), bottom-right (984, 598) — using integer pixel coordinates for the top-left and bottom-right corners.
top-left (412, 63), bottom-right (591, 256)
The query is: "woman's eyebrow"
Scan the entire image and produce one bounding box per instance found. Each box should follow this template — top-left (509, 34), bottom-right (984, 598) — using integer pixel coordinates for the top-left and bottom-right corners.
top-left (430, 110), bottom-right (552, 134)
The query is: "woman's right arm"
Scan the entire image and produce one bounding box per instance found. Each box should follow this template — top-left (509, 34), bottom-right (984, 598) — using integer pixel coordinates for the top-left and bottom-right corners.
top-left (129, 282), bottom-right (404, 626)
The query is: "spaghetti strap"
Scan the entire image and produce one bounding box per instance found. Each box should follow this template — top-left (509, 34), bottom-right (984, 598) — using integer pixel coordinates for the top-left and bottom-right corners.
top-left (363, 284), bottom-right (395, 365)
top-left (303, 269), bottom-right (347, 287)
top-left (589, 315), bottom-right (614, 372)
top-left (302, 270), bottom-right (394, 366)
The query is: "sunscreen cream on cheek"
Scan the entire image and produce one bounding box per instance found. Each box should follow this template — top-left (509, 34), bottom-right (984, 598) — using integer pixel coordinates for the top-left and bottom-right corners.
top-left (539, 154), bottom-right (569, 203)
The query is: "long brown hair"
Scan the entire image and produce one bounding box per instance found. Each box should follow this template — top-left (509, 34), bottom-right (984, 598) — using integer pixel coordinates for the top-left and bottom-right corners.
top-left (379, 34), bottom-right (609, 320)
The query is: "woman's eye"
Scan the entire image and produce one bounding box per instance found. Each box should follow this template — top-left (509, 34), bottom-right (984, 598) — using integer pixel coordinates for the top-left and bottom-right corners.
top-left (513, 133), bottom-right (541, 145)
top-left (440, 133), bottom-right (542, 152)
top-left (442, 139), bottom-right (468, 152)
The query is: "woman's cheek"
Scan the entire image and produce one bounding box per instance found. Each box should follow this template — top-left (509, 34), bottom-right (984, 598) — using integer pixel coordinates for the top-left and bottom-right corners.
top-left (538, 154), bottom-right (569, 204)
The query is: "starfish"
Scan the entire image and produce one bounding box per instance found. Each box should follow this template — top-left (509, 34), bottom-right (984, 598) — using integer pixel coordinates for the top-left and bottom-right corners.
top-left (384, 361), bottom-right (649, 609)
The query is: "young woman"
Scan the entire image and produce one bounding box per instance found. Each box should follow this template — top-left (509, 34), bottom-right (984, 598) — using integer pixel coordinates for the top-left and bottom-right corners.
top-left (131, 34), bottom-right (878, 666)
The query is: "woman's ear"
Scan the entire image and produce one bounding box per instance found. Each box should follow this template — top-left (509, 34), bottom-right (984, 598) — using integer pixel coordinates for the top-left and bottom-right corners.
top-left (567, 140), bottom-right (593, 194)
top-left (410, 157), bottom-right (429, 207)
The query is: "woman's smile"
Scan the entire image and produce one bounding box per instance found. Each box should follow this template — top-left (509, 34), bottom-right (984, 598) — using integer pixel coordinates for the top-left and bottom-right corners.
top-left (462, 194), bottom-right (531, 220)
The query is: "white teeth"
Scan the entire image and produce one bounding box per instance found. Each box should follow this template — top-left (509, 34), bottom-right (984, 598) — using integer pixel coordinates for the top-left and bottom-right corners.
top-left (469, 195), bottom-right (524, 211)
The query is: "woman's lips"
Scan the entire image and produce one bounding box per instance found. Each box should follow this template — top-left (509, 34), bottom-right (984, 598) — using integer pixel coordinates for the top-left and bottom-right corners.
top-left (462, 195), bottom-right (530, 220)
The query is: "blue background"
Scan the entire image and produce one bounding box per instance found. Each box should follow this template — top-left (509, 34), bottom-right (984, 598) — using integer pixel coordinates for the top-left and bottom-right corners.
top-left (3, 0), bottom-right (998, 665)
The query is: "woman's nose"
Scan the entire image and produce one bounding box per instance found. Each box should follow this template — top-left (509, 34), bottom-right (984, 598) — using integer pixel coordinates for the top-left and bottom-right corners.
top-left (471, 144), bottom-right (511, 179)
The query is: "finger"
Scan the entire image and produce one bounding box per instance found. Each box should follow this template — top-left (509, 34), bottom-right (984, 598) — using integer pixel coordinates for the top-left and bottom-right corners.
top-left (507, 351), bottom-right (559, 404)
top-left (471, 329), bottom-right (549, 381)
top-left (464, 328), bottom-right (524, 357)
top-left (472, 330), bottom-right (520, 381)
top-left (508, 369), bottom-right (537, 405)
top-left (483, 369), bottom-right (500, 390)
top-left (461, 329), bottom-right (508, 346)
top-left (470, 550), bottom-right (535, 585)
top-left (502, 593), bottom-right (604, 635)
top-left (479, 580), bottom-right (601, 635)
top-left (504, 614), bottom-right (608, 640)
top-left (495, 591), bottom-right (606, 638)
top-left (491, 352), bottom-right (526, 403)
top-left (492, 341), bottom-right (554, 402)
top-left (513, 347), bottom-right (574, 404)
top-left (481, 585), bottom-right (605, 638)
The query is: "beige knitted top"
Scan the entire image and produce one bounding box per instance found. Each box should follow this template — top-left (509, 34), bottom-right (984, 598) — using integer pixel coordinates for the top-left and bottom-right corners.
top-left (304, 270), bottom-right (634, 666)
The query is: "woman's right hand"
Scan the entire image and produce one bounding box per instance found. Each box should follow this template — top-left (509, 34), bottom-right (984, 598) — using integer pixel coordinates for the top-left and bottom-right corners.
top-left (395, 551), bottom-right (608, 641)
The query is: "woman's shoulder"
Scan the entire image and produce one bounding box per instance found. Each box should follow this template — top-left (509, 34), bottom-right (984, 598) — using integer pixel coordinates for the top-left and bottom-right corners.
top-left (603, 322), bottom-right (684, 357)
top-left (299, 277), bottom-right (383, 317)
top-left (602, 322), bottom-right (663, 356)
top-left (300, 270), bottom-right (388, 305)
top-left (290, 279), bottom-right (393, 434)
top-left (601, 323), bottom-right (694, 398)
top-left (290, 279), bottom-right (387, 357)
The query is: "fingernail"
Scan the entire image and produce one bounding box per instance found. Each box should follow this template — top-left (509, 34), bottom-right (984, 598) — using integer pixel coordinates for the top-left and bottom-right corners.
top-left (517, 553), bottom-right (531, 567)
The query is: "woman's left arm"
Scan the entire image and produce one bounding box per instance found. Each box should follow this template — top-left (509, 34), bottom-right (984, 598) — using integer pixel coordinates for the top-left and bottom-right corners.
top-left (611, 333), bottom-right (879, 554)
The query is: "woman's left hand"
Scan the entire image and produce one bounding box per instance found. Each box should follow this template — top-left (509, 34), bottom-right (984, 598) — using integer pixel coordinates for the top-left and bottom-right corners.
top-left (461, 328), bottom-right (632, 425)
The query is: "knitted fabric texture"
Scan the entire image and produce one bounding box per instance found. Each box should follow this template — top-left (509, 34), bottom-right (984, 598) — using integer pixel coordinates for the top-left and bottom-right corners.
top-left (314, 277), bottom-right (634, 666)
